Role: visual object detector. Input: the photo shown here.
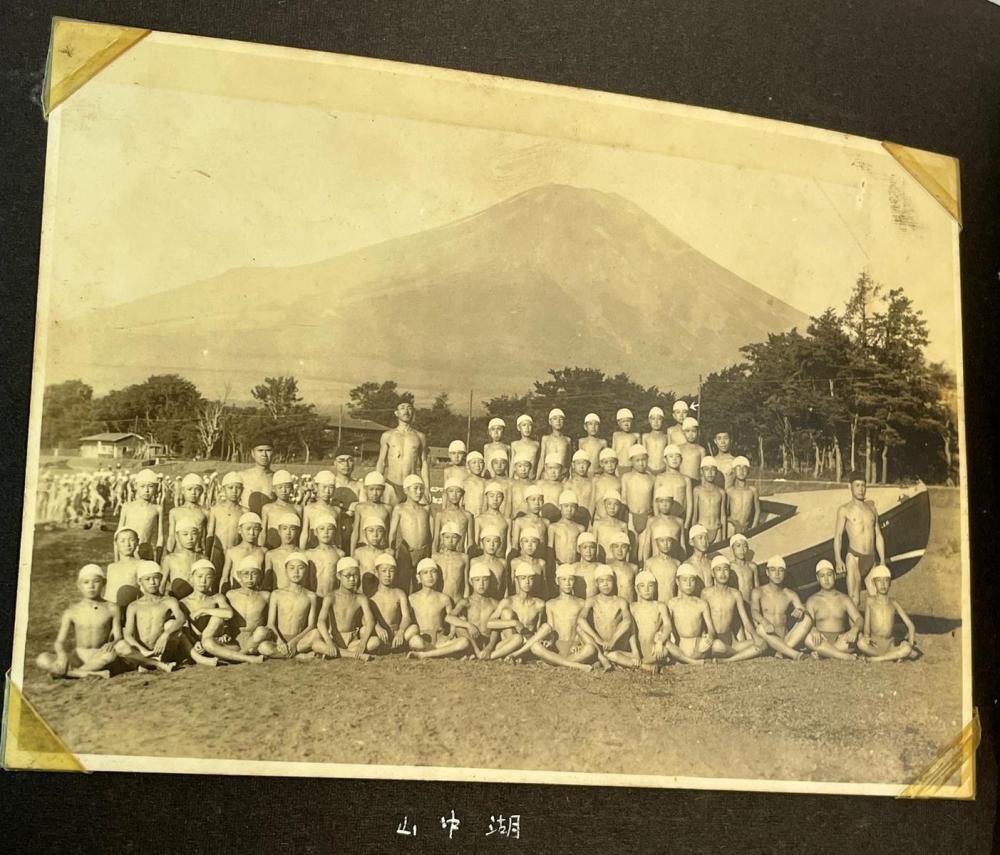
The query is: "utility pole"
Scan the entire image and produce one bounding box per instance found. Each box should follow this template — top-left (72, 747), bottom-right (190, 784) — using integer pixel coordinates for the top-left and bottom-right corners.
top-left (466, 389), bottom-right (473, 449)
top-left (697, 374), bottom-right (703, 422)
top-left (337, 404), bottom-right (343, 446)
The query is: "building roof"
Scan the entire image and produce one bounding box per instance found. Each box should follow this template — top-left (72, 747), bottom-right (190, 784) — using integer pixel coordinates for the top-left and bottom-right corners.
top-left (327, 415), bottom-right (391, 432)
top-left (79, 432), bottom-right (144, 443)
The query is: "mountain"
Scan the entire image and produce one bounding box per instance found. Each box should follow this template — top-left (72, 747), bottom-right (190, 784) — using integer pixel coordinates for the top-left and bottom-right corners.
top-left (47, 184), bottom-right (808, 402)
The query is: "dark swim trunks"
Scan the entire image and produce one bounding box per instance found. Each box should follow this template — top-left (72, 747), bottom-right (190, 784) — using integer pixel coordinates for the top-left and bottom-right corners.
top-left (847, 546), bottom-right (875, 575)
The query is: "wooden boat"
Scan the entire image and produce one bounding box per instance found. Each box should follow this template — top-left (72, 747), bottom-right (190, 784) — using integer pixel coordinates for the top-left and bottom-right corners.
top-left (712, 484), bottom-right (931, 593)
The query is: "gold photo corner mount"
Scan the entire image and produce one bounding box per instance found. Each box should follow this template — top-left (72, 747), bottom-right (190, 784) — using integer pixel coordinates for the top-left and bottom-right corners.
top-left (896, 707), bottom-right (980, 800)
top-left (882, 140), bottom-right (962, 228)
top-left (2, 672), bottom-right (86, 772)
top-left (42, 17), bottom-right (151, 118)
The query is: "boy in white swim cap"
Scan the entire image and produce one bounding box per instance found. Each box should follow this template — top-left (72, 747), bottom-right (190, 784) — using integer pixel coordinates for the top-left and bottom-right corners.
top-left (475, 483), bottom-right (510, 563)
top-left (642, 406), bottom-right (669, 475)
top-left (728, 533), bottom-right (758, 604)
top-left (576, 564), bottom-right (635, 669)
top-left (803, 559), bottom-right (863, 660)
top-left (539, 407), bottom-right (571, 475)
top-left (668, 400), bottom-right (690, 446)
top-left (572, 532), bottom-right (602, 599)
top-left (463, 450), bottom-right (488, 515)
top-left (691, 456), bottom-right (727, 545)
top-left (509, 485), bottom-right (550, 564)
top-left (593, 491), bottom-right (629, 562)
top-left (686, 524), bottom-right (713, 590)
top-left (510, 414), bottom-right (540, 480)
top-left (264, 511), bottom-right (304, 591)
top-left (225, 555), bottom-right (270, 653)
top-left (181, 559), bottom-right (264, 665)
top-left (679, 417), bottom-right (706, 482)
top-left (299, 470), bottom-right (339, 551)
top-left (470, 522), bottom-right (508, 598)
top-left (388, 474), bottom-right (432, 594)
top-left (314, 557), bottom-right (379, 660)
top-left (166, 472), bottom-right (208, 555)
top-left (443, 439), bottom-right (468, 490)
top-left (220, 512), bottom-right (266, 593)
top-left (654, 444), bottom-right (693, 537)
top-left (612, 408), bottom-right (639, 474)
top-left (36, 565), bottom-right (123, 679)
top-left (487, 559), bottom-right (547, 662)
top-left (433, 473), bottom-right (475, 553)
top-left (116, 468), bottom-right (164, 562)
top-left (621, 444), bottom-right (654, 538)
top-left (857, 565), bottom-right (918, 661)
top-left (702, 557), bottom-right (766, 662)
top-left (305, 509), bottom-right (345, 598)
top-left (106, 528), bottom-right (143, 615)
top-left (665, 564), bottom-right (716, 664)
top-left (483, 417), bottom-right (510, 478)
top-left (354, 517), bottom-right (393, 597)
top-left (162, 510), bottom-right (210, 599)
top-left (433, 520), bottom-right (471, 602)
top-left (606, 531), bottom-right (638, 604)
top-left (404, 559), bottom-right (462, 657)
top-left (727, 457), bottom-right (759, 536)
top-left (750, 556), bottom-right (813, 660)
top-left (349, 470), bottom-right (392, 554)
top-left (433, 563), bottom-right (501, 660)
top-left (629, 568), bottom-right (683, 672)
top-left (260, 469), bottom-right (301, 551)
top-left (567, 449), bottom-right (596, 527)
top-left (578, 413), bottom-right (608, 472)
top-left (548, 489), bottom-right (585, 566)
top-left (538, 452), bottom-right (568, 520)
top-left (122, 562), bottom-right (186, 670)
top-left (591, 447), bottom-right (622, 522)
top-left (205, 470), bottom-right (248, 571)
top-left (369, 553), bottom-right (415, 654)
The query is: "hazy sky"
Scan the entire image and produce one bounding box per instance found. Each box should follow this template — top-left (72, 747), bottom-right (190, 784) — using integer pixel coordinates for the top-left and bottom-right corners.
top-left (46, 33), bottom-right (960, 376)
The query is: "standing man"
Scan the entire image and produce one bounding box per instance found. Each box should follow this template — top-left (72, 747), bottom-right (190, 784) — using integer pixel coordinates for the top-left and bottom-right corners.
top-left (241, 436), bottom-right (275, 518)
top-left (834, 471), bottom-right (886, 606)
top-left (376, 401), bottom-right (430, 503)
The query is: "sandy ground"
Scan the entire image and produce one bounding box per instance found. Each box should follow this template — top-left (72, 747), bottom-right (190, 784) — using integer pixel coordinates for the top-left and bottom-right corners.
top-left (16, 488), bottom-right (964, 786)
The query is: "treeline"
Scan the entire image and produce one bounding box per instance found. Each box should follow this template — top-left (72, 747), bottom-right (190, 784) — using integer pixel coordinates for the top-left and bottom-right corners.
top-left (698, 274), bottom-right (958, 484)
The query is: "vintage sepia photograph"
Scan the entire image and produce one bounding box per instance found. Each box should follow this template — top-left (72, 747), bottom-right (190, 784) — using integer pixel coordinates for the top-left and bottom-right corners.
top-left (5, 20), bottom-right (972, 797)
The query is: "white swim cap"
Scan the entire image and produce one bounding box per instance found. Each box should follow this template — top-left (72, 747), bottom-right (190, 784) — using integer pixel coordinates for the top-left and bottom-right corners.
top-left (711, 555), bottom-right (731, 569)
top-left (672, 400), bottom-right (690, 412)
top-left (558, 489), bottom-right (579, 505)
top-left (599, 447), bottom-right (618, 461)
top-left (648, 406), bottom-right (664, 418)
top-left (222, 471), bottom-right (243, 487)
top-left (469, 564), bottom-right (492, 580)
top-left (628, 444), bottom-right (647, 459)
top-left (488, 417), bottom-right (505, 429)
top-left (484, 482), bottom-right (505, 495)
top-left (516, 414), bottom-right (533, 427)
top-left (609, 531), bottom-right (630, 547)
top-left (337, 556), bottom-right (360, 573)
top-left (272, 469), bottom-right (294, 486)
top-left (701, 456), bottom-right (718, 469)
top-left (441, 521), bottom-right (463, 537)
top-left (555, 564), bottom-right (577, 580)
top-left (374, 553), bottom-right (397, 569)
top-left (134, 468), bottom-right (158, 484)
top-left (524, 484), bottom-right (544, 499)
top-left (237, 555), bottom-right (262, 572)
top-left (466, 450), bottom-right (485, 463)
top-left (602, 490), bottom-right (623, 504)
top-left (278, 512), bottom-right (301, 527)
top-left (577, 532), bottom-right (597, 546)
top-left (191, 558), bottom-right (216, 574)
top-left (363, 471), bottom-right (386, 487)
top-left (766, 555), bottom-right (787, 570)
top-left (416, 558), bottom-right (439, 574)
top-left (815, 559), bottom-right (835, 573)
top-left (616, 408), bottom-right (633, 420)
top-left (870, 564), bottom-right (892, 580)
top-left (78, 563), bottom-right (105, 581)
top-left (544, 453), bottom-right (564, 467)
top-left (548, 408), bottom-right (565, 419)
top-left (361, 516), bottom-right (386, 530)
top-left (448, 439), bottom-right (467, 453)
top-left (238, 512), bottom-right (262, 527)
top-left (403, 474), bottom-right (424, 490)
top-left (572, 449), bottom-right (590, 462)
top-left (314, 470), bottom-right (336, 485)
top-left (730, 533), bottom-right (749, 546)
top-left (514, 561), bottom-right (541, 578)
top-left (181, 473), bottom-right (204, 488)
top-left (664, 444), bottom-right (682, 457)
top-left (635, 569), bottom-right (656, 586)
top-left (682, 417), bottom-right (699, 430)
top-left (676, 563), bottom-right (698, 579)
top-left (689, 524), bottom-right (709, 539)
top-left (136, 560), bottom-right (162, 580)
top-left (594, 564), bottom-right (615, 579)
top-left (584, 412), bottom-right (601, 424)
top-left (733, 456), bottom-right (751, 468)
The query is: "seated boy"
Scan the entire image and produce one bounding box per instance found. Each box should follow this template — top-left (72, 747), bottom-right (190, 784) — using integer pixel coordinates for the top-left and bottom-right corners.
top-left (857, 565), bottom-right (919, 661)
top-left (505, 563), bottom-right (596, 671)
top-left (314, 556), bottom-right (380, 660)
top-left (701, 557), bottom-right (766, 662)
top-left (576, 565), bottom-right (634, 668)
top-left (665, 564), bottom-right (715, 664)
top-left (750, 556), bottom-right (813, 660)
top-left (630, 569), bottom-right (686, 672)
top-left (123, 562), bottom-right (187, 668)
top-left (405, 558), bottom-right (465, 658)
top-left (182, 559), bottom-right (263, 665)
top-left (804, 558), bottom-right (863, 660)
top-left (445, 564), bottom-right (501, 659)
top-left (37, 564), bottom-right (122, 678)
top-left (255, 553), bottom-right (321, 659)
top-left (225, 556), bottom-right (271, 654)
top-left (369, 553), bottom-right (414, 653)
top-left (487, 562), bottom-right (547, 661)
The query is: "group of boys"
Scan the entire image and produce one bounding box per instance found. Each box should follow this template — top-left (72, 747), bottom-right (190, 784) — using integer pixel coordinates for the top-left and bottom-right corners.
top-left (37, 403), bottom-right (917, 678)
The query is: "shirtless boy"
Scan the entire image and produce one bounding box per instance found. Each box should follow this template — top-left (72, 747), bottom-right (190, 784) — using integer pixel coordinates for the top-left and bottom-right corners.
top-left (665, 564), bottom-right (715, 664)
top-left (161, 516), bottom-right (208, 598)
top-left (691, 457), bottom-right (727, 544)
top-left (434, 520), bottom-right (470, 601)
top-left (471, 524), bottom-right (508, 599)
top-left (612, 408), bottom-right (639, 474)
top-left (37, 565), bottom-right (125, 678)
top-left (256, 553), bottom-right (321, 659)
top-left (645, 530), bottom-right (681, 602)
top-left (567, 450), bottom-right (596, 527)
top-left (537, 455), bottom-right (567, 522)
top-left (123, 563), bottom-right (186, 668)
top-left (834, 471), bottom-right (886, 605)
top-left (578, 413), bottom-right (607, 471)
top-left (506, 564), bottom-right (597, 671)
top-left (306, 512), bottom-right (344, 598)
top-left (300, 470), bottom-right (340, 549)
top-left (475, 483), bottom-right (510, 558)
top-left (369, 553), bottom-right (414, 653)
top-left (261, 470), bottom-right (301, 550)
top-left (443, 440), bottom-right (468, 489)
top-left (220, 512), bottom-right (266, 592)
top-left (593, 492), bottom-right (629, 562)
top-left (483, 417), bottom-right (510, 477)
top-left (702, 557), bottom-right (766, 662)
top-left (106, 528), bottom-right (143, 615)
top-left (463, 451), bottom-right (487, 515)
top-left (265, 512), bottom-right (305, 591)
top-left (354, 517), bottom-right (393, 596)
top-left (654, 445), bottom-right (693, 534)
top-left (667, 400), bottom-right (690, 446)
top-left (205, 471), bottom-right (248, 570)
top-left (350, 471), bottom-right (392, 553)
top-left (376, 400), bottom-right (430, 503)
top-left (607, 532), bottom-right (638, 603)
top-left (630, 570), bottom-right (687, 671)
top-left (166, 473), bottom-right (208, 554)
top-left (444, 565), bottom-right (501, 659)
top-left (488, 563), bottom-right (547, 661)
top-left (857, 565), bottom-right (918, 661)
top-left (642, 407), bottom-right (669, 475)
top-left (116, 468), bottom-right (164, 561)
top-left (591, 448), bottom-right (621, 522)
top-left (729, 533), bottom-right (759, 604)
top-left (687, 524), bottom-right (714, 590)
top-left (509, 485), bottom-right (549, 558)
top-left (511, 526), bottom-right (549, 599)
top-left (539, 408), bottom-right (572, 474)
top-left (509, 453), bottom-right (534, 519)
top-left (487, 456), bottom-right (514, 520)
top-left (679, 418), bottom-right (707, 481)
top-left (405, 559), bottom-right (464, 658)
top-left (577, 565), bottom-right (635, 668)
top-left (389, 474), bottom-right (432, 593)
top-left (621, 445), bottom-right (654, 537)
top-left (726, 457), bottom-right (760, 536)
top-left (225, 557), bottom-right (271, 654)
top-left (637, 489), bottom-right (685, 562)
top-left (433, 475), bottom-right (475, 552)
top-left (314, 556), bottom-right (380, 659)
top-left (712, 432), bottom-right (737, 488)
top-left (548, 490), bottom-right (584, 565)
top-left (573, 532), bottom-right (602, 600)
top-left (510, 414), bottom-right (540, 480)
top-left (241, 437), bottom-right (275, 517)
top-left (750, 556), bottom-right (813, 659)
top-left (804, 559), bottom-right (863, 660)
top-left (182, 560), bottom-right (263, 665)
